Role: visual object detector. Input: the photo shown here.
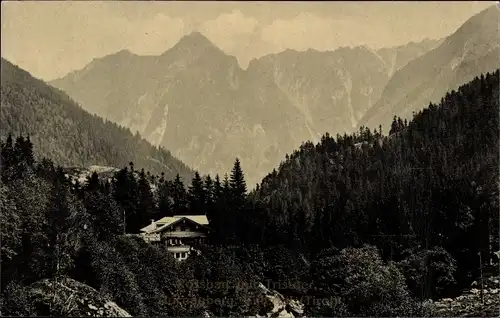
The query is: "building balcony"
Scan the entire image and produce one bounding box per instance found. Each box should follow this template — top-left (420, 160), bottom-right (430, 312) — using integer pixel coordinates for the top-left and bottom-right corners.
top-left (162, 231), bottom-right (207, 238)
top-left (142, 233), bottom-right (161, 242)
top-left (167, 246), bottom-right (191, 253)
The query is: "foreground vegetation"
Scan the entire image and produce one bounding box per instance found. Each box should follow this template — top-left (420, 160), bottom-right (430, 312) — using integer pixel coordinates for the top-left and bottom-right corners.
top-left (1, 71), bottom-right (498, 316)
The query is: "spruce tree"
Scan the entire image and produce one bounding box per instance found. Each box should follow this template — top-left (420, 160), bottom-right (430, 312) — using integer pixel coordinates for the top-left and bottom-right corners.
top-left (171, 174), bottom-right (187, 215)
top-left (85, 172), bottom-right (100, 193)
top-left (389, 116), bottom-right (399, 135)
top-left (222, 173), bottom-right (231, 198)
top-left (157, 178), bottom-right (173, 219)
top-left (209, 174), bottom-right (223, 234)
top-left (214, 174), bottom-right (223, 203)
top-left (1, 134), bottom-right (15, 182)
top-left (112, 167), bottom-right (138, 233)
top-left (22, 135), bottom-right (35, 167)
top-left (188, 171), bottom-right (206, 215)
top-left (137, 168), bottom-right (155, 229)
top-left (1, 133), bottom-right (14, 168)
top-left (229, 158), bottom-right (247, 207)
top-left (44, 168), bottom-right (74, 278)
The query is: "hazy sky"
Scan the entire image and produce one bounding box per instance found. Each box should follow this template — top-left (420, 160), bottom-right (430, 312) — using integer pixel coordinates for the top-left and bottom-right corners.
top-left (1, 1), bottom-right (495, 81)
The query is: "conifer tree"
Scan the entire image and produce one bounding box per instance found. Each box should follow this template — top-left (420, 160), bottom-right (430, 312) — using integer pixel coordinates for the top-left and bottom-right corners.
top-left (222, 173), bottom-right (231, 198)
top-left (214, 174), bottom-right (223, 202)
top-left (204, 175), bottom-right (214, 205)
top-left (188, 171), bottom-right (206, 215)
top-left (171, 174), bottom-right (187, 215)
top-left (137, 168), bottom-right (155, 229)
top-left (85, 172), bottom-right (100, 193)
top-left (229, 158), bottom-right (247, 208)
top-left (44, 168), bottom-right (75, 278)
top-left (112, 167), bottom-right (138, 233)
top-left (1, 134), bottom-right (14, 168)
top-left (208, 174), bottom-right (223, 235)
top-left (22, 135), bottom-right (35, 167)
top-left (1, 134), bottom-right (15, 182)
top-left (157, 177), bottom-right (173, 219)
top-left (389, 116), bottom-right (399, 135)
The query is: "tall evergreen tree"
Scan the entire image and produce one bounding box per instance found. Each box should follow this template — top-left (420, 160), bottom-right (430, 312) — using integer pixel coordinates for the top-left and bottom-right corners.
top-left (85, 172), bottom-right (100, 193)
top-left (137, 168), bottom-right (155, 230)
top-left (44, 168), bottom-right (75, 278)
top-left (204, 175), bottom-right (214, 206)
top-left (208, 174), bottom-right (223, 239)
top-left (157, 176), bottom-right (173, 219)
top-left (0, 134), bottom-right (15, 182)
top-left (229, 158), bottom-right (247, 208)
top-left (188, 171), bottom-right (206, 215)
top-left (171, 174), bottom-right (187, 215)
top-left (1, 134), bottom-right (14, 168)
top-left (112, 167), bottom-right (138, 233)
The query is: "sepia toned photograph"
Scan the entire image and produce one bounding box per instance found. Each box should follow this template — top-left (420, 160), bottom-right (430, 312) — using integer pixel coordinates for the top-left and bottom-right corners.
top-left (0, 1), bottom-right (499, 317)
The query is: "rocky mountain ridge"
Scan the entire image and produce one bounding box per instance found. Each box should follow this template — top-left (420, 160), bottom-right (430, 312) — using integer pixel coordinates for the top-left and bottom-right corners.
top-left (50, 6), bottom-right (498, 185)
top-left (50, 35), bottom-right (439, 186)
top-left (360, 6), bottom-right (500, 130)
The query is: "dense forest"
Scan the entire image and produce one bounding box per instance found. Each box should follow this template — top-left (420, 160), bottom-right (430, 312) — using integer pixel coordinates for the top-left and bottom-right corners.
top-left (0, 70), bottom-right (498, 317)
top-left (0, 58), bottom-right (193, 181)
top-left (250, 70), bottom-right (500, 295)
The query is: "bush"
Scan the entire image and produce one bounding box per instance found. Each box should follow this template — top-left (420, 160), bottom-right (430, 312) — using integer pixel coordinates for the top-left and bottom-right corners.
top-left (308, 245), bottom-right (418, 317)
top-left (398, 246), bottom-right (457, 300)
top-left (186, 245), bottom-right (271, 317)
top-left (0, 281), bottom-right (35, 316)
top-left (263, 245), bottom-right (309, 296)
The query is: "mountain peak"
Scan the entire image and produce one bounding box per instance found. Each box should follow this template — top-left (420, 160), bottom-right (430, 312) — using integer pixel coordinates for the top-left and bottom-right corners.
top-left (162, 31), bottom-right (226, 59)
top-left (175, 31), bottom-right (216, 50)
top-left (116, 49), bottom-right (134, 56)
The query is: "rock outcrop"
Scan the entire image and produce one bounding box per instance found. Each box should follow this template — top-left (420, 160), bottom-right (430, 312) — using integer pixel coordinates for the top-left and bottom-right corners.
top-left (27, 277), bottom-right (131, 317)
top-left (255, 283), bottom-right (305, 318)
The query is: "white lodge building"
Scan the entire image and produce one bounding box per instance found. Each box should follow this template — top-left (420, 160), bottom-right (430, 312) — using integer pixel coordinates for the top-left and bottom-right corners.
top-left (139, 215), bottom-right (210, 261)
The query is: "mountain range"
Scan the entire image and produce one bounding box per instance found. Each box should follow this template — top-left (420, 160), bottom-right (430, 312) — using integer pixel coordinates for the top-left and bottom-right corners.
top-left (50, 6), bottom-right (499, 185)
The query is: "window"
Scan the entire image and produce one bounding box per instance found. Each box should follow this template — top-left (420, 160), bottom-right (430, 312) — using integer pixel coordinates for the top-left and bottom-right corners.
top-left (175, 253), bottom-right (180, 259)
top-left (180, 252), bottom-right (186, 259)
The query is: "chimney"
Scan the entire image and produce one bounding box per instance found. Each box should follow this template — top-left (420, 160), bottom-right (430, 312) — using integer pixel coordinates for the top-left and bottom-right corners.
top-left (151, 219), bottom-right (156, 229)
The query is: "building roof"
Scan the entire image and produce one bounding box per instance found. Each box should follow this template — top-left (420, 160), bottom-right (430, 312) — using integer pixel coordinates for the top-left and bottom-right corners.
top-left (140, 215), bottom-right (209, 233)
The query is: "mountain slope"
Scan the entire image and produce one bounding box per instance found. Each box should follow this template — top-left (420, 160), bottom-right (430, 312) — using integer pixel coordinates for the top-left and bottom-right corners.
top-left (376, 38), bottom-right (443, 77)
top-left (0, 58), bottom-right (194, 181)
top-left (245, 39), bottom-right (440, 138)
top-left (246, 46), bottom-right (389, 136)
top-left (360, 5), bottom-right (500, 131)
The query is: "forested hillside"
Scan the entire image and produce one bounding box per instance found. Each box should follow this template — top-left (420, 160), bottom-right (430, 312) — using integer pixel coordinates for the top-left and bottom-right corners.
top-left (250, 70), bottom-right (499, 296)
top-left (1, 71), bottom-right (498, 317)
top-left (0, 58), bottom-right (193, 181)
